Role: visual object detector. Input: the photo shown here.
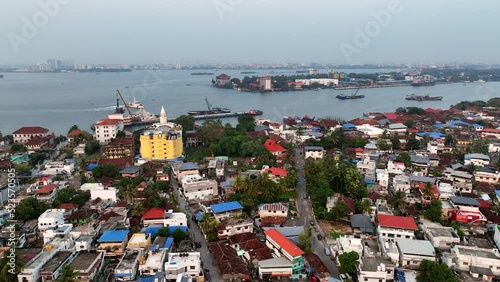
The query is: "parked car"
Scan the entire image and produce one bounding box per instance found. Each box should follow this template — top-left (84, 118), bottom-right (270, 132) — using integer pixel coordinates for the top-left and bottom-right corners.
top-left (195, 242), bottom-right (202, 248)
top-left (324, 246), bottom-right (331, 256)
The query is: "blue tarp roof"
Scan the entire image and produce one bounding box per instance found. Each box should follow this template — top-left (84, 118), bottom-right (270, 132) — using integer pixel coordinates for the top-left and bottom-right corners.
top-left (416, 132), bottom-right (445, 139)
top-left (495, 190), bottom-right (500, 197)
top-left (163, 237), bottom-right (174, 249)
top-left (169, 226), bottom-right (187, 234)
top-left (210, 201), bottom-right (243, 213)
top-left (433, 123), bottom-right (444, 129)
top-left (86, 164), bottom-right (98, 171)
top-left (365, 179), bottom-right (374, 184)
top-left (144, 225), bottom-right (163, 239)
top-left (342, 123), bottom-right (355, 129)
top-left (98, 230), bottom-right (129, 242)
top-left (137, 277), bottom-right (154, 282)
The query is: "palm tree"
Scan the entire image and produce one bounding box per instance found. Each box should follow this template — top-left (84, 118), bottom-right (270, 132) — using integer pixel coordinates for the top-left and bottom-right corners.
top-left (0, 248), bottom-right (24, 282)
top-left (132, 203), bottom-right (145, 218)
top-left (260, 185), bottom-right (277, 203)
top-left (254, 173), bottom-right (276, 196)
top-left (391, 191), bottom-right (406, 214)
top-left (200, 213), bottom-right (219, 234)
top-left (466, 163), bottom-right (477, 173)
top-left (56, 264), bottom-right (77, 282)
top-left (422, 182), bottom-right (434, 203)
top-left (356, 199), bottom-right (373, 215)
top-left (233, 176), bottom-right (247, 193)
top-left (122, 186), bottom-right (136, 203)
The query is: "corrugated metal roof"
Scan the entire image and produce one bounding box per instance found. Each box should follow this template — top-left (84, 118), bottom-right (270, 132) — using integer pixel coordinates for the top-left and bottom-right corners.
top-left (98, 230), bottom-right (129, 242)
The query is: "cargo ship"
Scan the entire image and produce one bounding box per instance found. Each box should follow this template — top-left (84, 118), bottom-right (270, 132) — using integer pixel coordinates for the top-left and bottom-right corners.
top-left (188, 97), bottom-right (231, 116)
top-left (406, 94), bottom-right (443, 101)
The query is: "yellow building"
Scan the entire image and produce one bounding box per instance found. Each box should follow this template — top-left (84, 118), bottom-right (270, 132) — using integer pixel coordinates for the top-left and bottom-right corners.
top-left (140, 106), bottom-right (184, 161)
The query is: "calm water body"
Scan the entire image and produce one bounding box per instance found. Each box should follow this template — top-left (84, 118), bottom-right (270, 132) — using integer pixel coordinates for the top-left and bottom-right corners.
top-left (1, 69), bottom-right (499, 135)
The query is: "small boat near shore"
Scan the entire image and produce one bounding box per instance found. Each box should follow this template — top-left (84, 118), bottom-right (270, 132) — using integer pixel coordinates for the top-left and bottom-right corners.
top-left (406, 94), bottom-right (443, 101)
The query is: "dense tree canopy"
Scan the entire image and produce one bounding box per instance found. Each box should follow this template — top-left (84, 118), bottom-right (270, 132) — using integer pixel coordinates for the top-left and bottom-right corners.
top-left (417, 260), bottom-right (458, 282)
top-left (53, 188), bottom-right (90, 208)
top-left (15, 198), bottom-right (50, 220)
top-left (175, 115), bottom-right (196, 132)
top-left (92, 164), bottom-right (119, 179)
top-left (338, 251), bottom-right (359, 275)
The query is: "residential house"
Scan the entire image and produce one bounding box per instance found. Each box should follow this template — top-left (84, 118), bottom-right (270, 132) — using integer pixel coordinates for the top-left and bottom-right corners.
top-left (376, 169), bottom-right (389, 187)
top-left (464, 153), bottom-right (490, 167)
top-left (40, 160), bottom-right (75, 175)
top-left (263, 167), bottom-right (287, 182)
top-left (422, 222), bottom-right (460, 250)
top-left (263, 139), bottom-right (286, 156)
top-left (138, 246), bottom-right (167, 278)
top-left (303, 146), bottom-right (324, 160)
top-left (127, 233), bottom-right (152, 249)
top-left (264, 229), bottom-right (305, 274)
top-left (215, 74), bottom-right (231, 87)
top-left (164, 250), bottom-right (201, 280)
top-left (217, 218), bottom-right (254, 239)
top-left (326, 195), bottom-right (355, 216)
top-left (258, 257), bottom-right (293, 280)
top-left (209, 242), bottom-right (250, 281)
top-left (396, 238), bottom-right (435, 267)
top-left (350, 214), bottom-right (375, 236)
top-left (387, 160), bottom-right (405, 175)
top-left (488, 143), bottom-right (500, 154)
top-left (174, 162), bottom-right (199, 182)
top-left (387, 123), bottom-right (407, 135)
top-left (75, 235), bottom-right (94, 251)
top-left (119, 166), bottom-right (142, 178)
top-left (73, 143), bottom-right (86, 156)
top-left (410, 154), bottom-right (430, 174)
top-left (393, 175), bottom-right (411, 193)
top-left (438, 182), bottom-right (455, 200)
top-left (356, 256), bottom-right (395, 282)
top-left (427, 141), bottom-right (445, 154)
top-left (115, 249), bottom-right (142, 281)
top-left (38, 209), bottom-right (65, 232)
top-left (181, 175), bottom-right (218, 201)
top-left (67, 129), bottom-right (83, 144)
top-left (474, 166), bottom-right (500, 184)
top-left (141, 208), bottom-right (188, 227)
top-left (97, 230), bottom-right (130, 256)
top-left (333, 236), bottom-right (363, 258)
top-left (208, 201), bottom-right (243, 221)
top-left (258, 203), bottom-right (289, 218)
top-left (377, 214), bottom-right (418, 240)
top-left (185, 130), bottom-right (203, 147)
top-left (357, 156), bottom-right (376, 180)
top-left (69, 251), bottom-right (106, 282)
top-left (35, 183), bottom-right (60, 203)
top-left (102, 137), bottom-right (135, 159)
top-left (448, 245), bottom-right (500, 276)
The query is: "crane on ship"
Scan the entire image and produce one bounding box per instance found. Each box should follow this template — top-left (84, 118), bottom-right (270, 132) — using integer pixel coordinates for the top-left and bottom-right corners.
top-left (116, 90), bottom-right (133, 116)
top-left (205, 96), bottom-right (212, 112)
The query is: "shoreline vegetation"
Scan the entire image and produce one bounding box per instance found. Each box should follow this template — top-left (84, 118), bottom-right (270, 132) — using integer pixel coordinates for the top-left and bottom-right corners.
top-left (213, 68), bottom-right (500, 93)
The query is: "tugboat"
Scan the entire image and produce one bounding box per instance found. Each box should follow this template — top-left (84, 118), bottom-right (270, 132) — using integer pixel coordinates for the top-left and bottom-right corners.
top-left (246, 109), bottom-right (263, 116)
top-left (336, 86), bottom-right (364, 100)
top-left (406, 94), bottom-right (443, 101)
top-left (188, 97), bottom-right (231, 116)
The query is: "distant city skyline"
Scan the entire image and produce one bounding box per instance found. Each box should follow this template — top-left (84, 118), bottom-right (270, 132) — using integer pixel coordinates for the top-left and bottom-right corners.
top-left (1, 0), bottom-right (499, 65)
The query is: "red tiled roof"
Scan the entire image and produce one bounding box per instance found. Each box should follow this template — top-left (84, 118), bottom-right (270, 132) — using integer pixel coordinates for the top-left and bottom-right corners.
top-left (141, 208), bottom-right (165, 220)
top-left (368, 192), bottom-right (383, 201)
top-left (477, 200), bottom-right (492, 209)
top-left (407, 129), bottom-right (419, 134)
top-left (26, 136), bottom-right (47, 146)
top-left (97, 158), bottom-right (132, 169)
top-left (480, 128), bottom-right (500, 134)
top-left (99, 211), bottom-right (121, 221)
top-left (36, 183), bottom-right (58, 194)
top-left (418, 183), bottom-right (439, 196)
top-left (261, 217), bottom-right (287, 227)
top-left (37, 176), bottom-right (51, 182)
top-left (96, 119), bottom-right (122, 126)
top-left (268, 133), bottom-right (286, 144)
top-left (58, 203), bottom-right (79, 209)
top-left (263, 140), bottom-right (286, 153)
top-left (265, 167), bottom-right (287, 177)
top-left (355, 147), bottom-right (364, 153)
top-left (246, 131), bottom-right (268, 140)
top-left (13, 126), bottom-right (49, 135)
top-left (377, 214), bottom-right (418, 230)
top-left (216, 74), bottom-right (230, 79)
top-left (425, 108), bottom-right (444, 114)
top-left (305, 254), bottom-right (330, 275)
top-left (107, 137), bottom-right (133, 146)
top-left (264, 229), bottom-right (305, 257)
top-left (383, 112), bottom-right (398, 120)
top-left (67, 129), bottom-right (82, 137)
top-left (339, 196), bottom-right (355, 214)
top-left (227, 233), bottom-right (257, 245)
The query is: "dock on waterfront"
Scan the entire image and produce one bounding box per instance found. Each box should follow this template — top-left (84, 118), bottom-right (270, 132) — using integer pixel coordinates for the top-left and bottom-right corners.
top-left (191, 111), bottom-right (259, 121)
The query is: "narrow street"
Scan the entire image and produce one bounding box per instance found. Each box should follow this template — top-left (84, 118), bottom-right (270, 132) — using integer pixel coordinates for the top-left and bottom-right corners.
top-left (295, 148), bottom-right (341, 279)
top-left (169, 172), bottom-right (220, 282)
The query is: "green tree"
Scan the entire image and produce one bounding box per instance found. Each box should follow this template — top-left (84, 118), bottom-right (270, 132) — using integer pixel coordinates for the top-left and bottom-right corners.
top-left (328, 201), bottom-right (350, 221)
top-left (10, 144), bottom-right (27, 153)
top-left (298, 228), bottom-right (312, 254)
top-left (470, 139), bottom-right (489, 154)
top-left (344, 166), bottom-right (368, 200)
top-left (196, 120), bottom-right (224, 142)
top-left (200, 213), bottom-right (219, 234)
top-left (92, 164), bottom-right (118, 179)
top-left (390, 137), bottom-right (401, 150)
top-left (391, 191), bottom-right (406, 214)
top-left (172, 228), bottom-right (188, 243)
top-left (175, 115), bottom-right (196, 131)
top-left (0, 248), bottom-right (24, 282)
top-left (355, 199), bottom-right (373, 215)
top-left (237, 115), bottom-right (255, 132)
top-left (423, 199), bottom-right (442, 222)
top-left (84, 140), bottom-right (100, 155)
top-left (451, 223), bottom-right (465, 242)
top-left (115, 130), bottom-right (126, 138)
top-left (376, 139), bottom-right (391, 150)
top-left (15, 198), bottom-right (50, 220)
top-left (445, 134), bottom-right (456, 147)
top-left (157, 227), bottom-right (170, 237)
top-left (151, 181), bottom-right (170, 192)
top-left (132, 203), bottom-right (145, 217)
top-left (67, 125), bottom-right (79, 134)
top-left (56, 264), bottom-right (78, 282)
top-left (338, 251), bottom-right (359, 275)
top-left (53, 188), bottom-right (90, 208)
top-left (13, 164), bottom-right (31, 174)
top-left (417, 260), bottom-right (458, 282)
top-left (403, 119), bottom-right (415, 128)
top-left (396, 152), bottom-right (412, 167)
top-left (407, 137), bottom-right (420, 150)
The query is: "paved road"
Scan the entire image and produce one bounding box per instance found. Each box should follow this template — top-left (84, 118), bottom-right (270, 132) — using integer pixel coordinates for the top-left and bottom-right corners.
top-left (169, 172), bottom-right (220, 282)
top-left (295, 148), bottom-right (341, 278)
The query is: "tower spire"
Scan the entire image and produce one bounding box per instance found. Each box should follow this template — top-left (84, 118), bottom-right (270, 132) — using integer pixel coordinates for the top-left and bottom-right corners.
top-left (160, 106), bottom-right (167, 124)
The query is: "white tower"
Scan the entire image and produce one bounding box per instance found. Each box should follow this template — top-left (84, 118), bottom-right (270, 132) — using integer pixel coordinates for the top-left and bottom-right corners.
top-left (160, 106), bottom-right (167, 124)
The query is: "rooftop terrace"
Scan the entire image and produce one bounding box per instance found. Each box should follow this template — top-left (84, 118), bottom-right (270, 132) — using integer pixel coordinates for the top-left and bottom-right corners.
top-left (69, 251), bottom-right (103, 271)
top-left (40, 251), bottom-right (73, 273)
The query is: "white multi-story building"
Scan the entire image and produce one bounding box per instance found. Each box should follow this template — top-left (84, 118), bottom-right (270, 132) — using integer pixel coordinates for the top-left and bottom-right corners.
top-left (258, 257), bottom-right (293, 280)
top-left (464, 153), bottom-right (490, 167)
top-left (17, 238), bottom-right (74, 282)
top-left (141, 208), bottom-right (188, 227)
top-left (427, 141), bottom-right (445, 154)
top-left (474, 167), bottom-right (500, 184)
top-left (12, 126), bottom-right (50, 144)
top-left (94, 118), bottom-right (124, 144)
top-left (423, 223), bottom-right (460, 250)
top-left (81, 183), bottom-right (118, 203)
top-left (357, 156), bottom-right (376, 180)
top-left (38, 209), bottom-right (65, 232)
top-left (164, 252), bottom-right (201, 280)
top-left (303, 146), bottom-right (324, 160)
top-left (438, 182), bottom-right (455, 200)
top-left (217, 219), bottom-right (254, 239)
top-left (39, 160), bottom-right (75, 175)
top-left (448, 245), bottom-right (500, 275)
top-left (42, 223), bottom-right (73, 244)
top-left (181, 176), bottom-right (218, 201)
top-left (489, 143), bottom-right (500, 154)
top-left (115, 249), bottom-right (142, 281)
top-left (376, 169), bottom-right (389, 187)
top-left (356, 256), bottom-right (395, 282)
top-left (333, 236), bottom-right (363, 258)
top-left (377, 214), bottom-right (417, 240)
top-left (75, 235), bottom-right (94, 251)
top-left (396, 238), bottom-right (435, 267)
top-left (139, 247), bottom-right (167, 277)
top-left (393, 175), bottom-right (411, 193)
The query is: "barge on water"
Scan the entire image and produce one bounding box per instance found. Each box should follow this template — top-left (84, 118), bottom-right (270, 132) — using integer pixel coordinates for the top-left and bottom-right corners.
top-left (188, 97), bottom-right (231, 116)
top-left (192, 109), bottom-right (263, 121)
top-left (406, 94), bottom-right (443, 101)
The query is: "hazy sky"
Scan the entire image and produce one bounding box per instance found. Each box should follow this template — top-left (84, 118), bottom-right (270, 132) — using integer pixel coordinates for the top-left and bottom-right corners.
top-left (1, 0), bottom-right (499, 65)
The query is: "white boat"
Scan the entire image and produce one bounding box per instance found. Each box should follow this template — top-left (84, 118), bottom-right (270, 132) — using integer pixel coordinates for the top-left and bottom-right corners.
top-left (128, 98), bottom-right (144, 109)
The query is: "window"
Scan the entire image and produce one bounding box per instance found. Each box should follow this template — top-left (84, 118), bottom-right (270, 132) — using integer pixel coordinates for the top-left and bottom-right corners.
top-left (364, 279), bottom-right (368, 282)
top-left (463, 262), bottom-right (468, 265)
top-left (190, 266), bottom-right (195, 270)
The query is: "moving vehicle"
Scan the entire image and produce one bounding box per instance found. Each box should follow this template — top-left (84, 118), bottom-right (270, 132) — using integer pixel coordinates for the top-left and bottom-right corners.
top-left (324, 246), bottom-right (331, 256)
